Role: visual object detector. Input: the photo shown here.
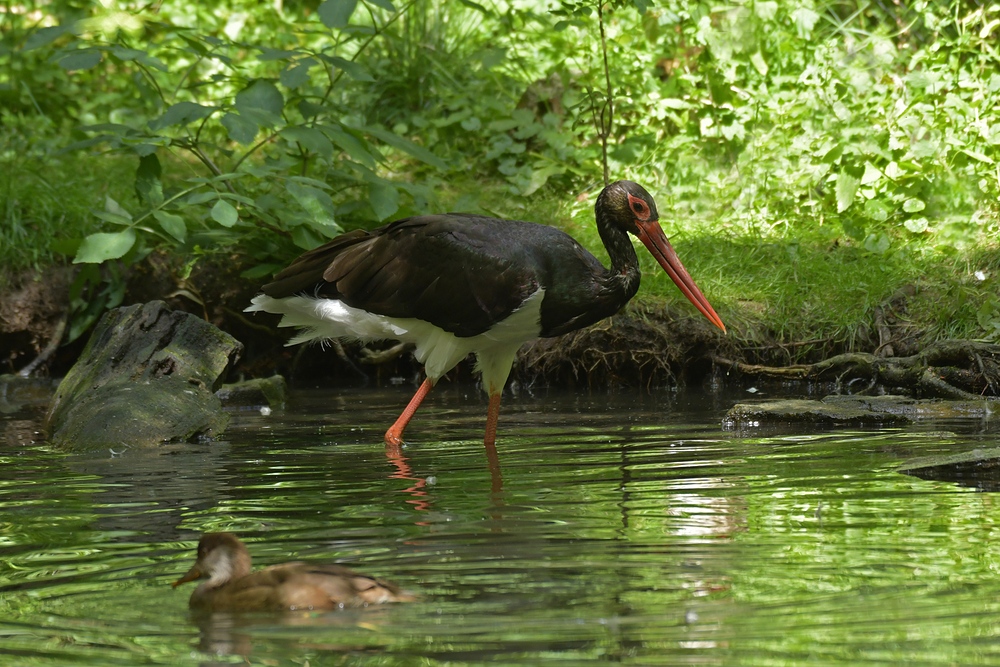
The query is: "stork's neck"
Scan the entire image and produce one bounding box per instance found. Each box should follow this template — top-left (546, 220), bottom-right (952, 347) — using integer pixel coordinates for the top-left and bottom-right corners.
top-left (596, 209), bottom-right (641, 303)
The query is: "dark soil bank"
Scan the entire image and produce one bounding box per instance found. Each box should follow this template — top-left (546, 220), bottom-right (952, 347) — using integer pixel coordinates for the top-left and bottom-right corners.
top-left (3, 258), bottom-right (998, 401)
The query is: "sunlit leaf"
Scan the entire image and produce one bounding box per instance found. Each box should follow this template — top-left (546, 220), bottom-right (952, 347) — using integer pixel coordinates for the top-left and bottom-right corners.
top-left (153, 211), bottom-right (186, 242)
top-left (903, 198), bottom-right (925, 213)
top-left (74, 229), bottom-right (136, 263)
top-left (211, 199), bottom-right (238, 227)
top-left (835, 172), bottom-right (859, 212)
top-left (863, 198), bottom-right (890, 222)
top-left (318, 0), bottom-right (358, 29)
top-left (861, 162), bottom-right (882, 185)
top-left (791, 7), bottom-right (820, 36)
top-left (863, 232), bottom-right (890, 254)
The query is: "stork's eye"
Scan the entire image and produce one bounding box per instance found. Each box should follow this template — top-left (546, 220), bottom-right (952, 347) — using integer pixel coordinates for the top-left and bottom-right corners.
top-left (627, 193), bottom-right (651, 220)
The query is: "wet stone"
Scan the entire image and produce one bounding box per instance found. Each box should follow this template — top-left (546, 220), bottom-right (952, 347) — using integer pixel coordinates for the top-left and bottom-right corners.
top-left (898, 447), bottom-right (1000, 492)
top-left (724, 394), bottom-right (996, 429)
top-left (216, 375), bottom-right (287, 409)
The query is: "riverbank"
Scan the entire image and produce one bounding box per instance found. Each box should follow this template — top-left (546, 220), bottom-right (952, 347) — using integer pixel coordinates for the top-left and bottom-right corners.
top-left (3, 242), bottom-right (997, 400)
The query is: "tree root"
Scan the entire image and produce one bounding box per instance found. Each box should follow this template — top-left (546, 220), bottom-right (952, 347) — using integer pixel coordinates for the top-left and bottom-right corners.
top-left (711, 340), bottom-right (1000, 399)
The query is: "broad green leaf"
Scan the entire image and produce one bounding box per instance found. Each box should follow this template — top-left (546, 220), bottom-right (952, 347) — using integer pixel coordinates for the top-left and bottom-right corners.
top-left (287, 181), bottom-right (339, 231)
top-left (364, 125), bottom-right (448, 169)
top-left (58, 49), bottom-right (102, 71)
top-left (25, 24), bottom-right (74, 51)
top-left (185, 191), bottom-right (220, 206)
top-left (211, 199), bottom-right (239, 227)
top-left (103, 196), bottom-right (133, 224)
top-left (135, 153), bottom-right (163, 207)
top-left (754, 1), bottom-right (778, 21)
top-left (221, 112), bottom-right (258, 144)
top-left (791, 7), bottom-right (820, 37)
top-left (74, 229), bottom-right (136, 264)
top-left (456, 0), bottom-right (489, 13)
top-left (661, 98), bottom-right (694, 110)
top-left (960, 148), bottom-right (994, 164)
top-left (368, 181), bottom-right (399, 220)
top-left (860, 162), bottom-right (882, 185)
top-left (863, 198), bottom-right (890, 222)
top-left (291, 225), bottom-right (323, 250)
top-left (322, 55), bottom-right (374, 82)
top-left (149, 102), bottom-right (214, 131)
top-left (904, 217), bottom-right (929, 233)
top-left (235, 80), bottom-right (284, 116)
top-left (282, 126), bottom-right (333, 158)
top-left (257, 47), bottom-right (299, 61)
top-left (318, 0), bottom-right (358, 28)
top-left (153, 211), bottom-right (186, 242)
top-left (322, 126), bottom-right (379, 168)
top-left (863, 232), bottom-right (890, 254)
top-left (835, 172), bottom-right (859, 212)
top-left (750, 51), bottom-right (768, 76)
top-left (110, 46), bottom-right (167, 71)
top-left (280, 60), bottom-right (315, 89)
top-left (902, 198), bottom-right (925, 213)
top-left (241, 263), bottom-right (284, 280)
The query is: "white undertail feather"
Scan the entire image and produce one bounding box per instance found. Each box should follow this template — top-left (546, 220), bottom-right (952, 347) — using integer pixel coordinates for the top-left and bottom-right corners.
top-left (246, 290), bottom-right (545, 393)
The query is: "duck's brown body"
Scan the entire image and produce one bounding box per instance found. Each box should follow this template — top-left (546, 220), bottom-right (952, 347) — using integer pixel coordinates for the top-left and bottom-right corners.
top-left (174, 532), bottom-right (413, 612)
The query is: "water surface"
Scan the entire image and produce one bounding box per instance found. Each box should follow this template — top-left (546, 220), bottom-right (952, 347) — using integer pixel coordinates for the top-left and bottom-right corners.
top-left (2, 386), bottom-right (999, 665)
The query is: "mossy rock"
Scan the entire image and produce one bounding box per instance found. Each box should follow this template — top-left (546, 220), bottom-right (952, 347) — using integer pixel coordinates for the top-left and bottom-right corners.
top-left (45, 301), bottom-right (242, 449)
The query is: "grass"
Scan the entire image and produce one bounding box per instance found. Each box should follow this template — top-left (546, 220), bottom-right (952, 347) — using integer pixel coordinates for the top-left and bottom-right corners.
top-left (0, 127), bottom-right (136, 284)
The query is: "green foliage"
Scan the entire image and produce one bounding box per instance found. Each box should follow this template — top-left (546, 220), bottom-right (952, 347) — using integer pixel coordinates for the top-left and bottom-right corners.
top-left (1, 0), bottom-right (999, 351)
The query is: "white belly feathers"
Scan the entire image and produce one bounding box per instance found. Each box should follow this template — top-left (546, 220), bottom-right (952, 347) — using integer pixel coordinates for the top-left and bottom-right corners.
top-left (246, 289), bottom-right (544, 393)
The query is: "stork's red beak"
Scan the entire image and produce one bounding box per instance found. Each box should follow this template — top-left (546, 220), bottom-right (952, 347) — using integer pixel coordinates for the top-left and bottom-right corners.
top-left (635, 219), bottom-right (726, 333)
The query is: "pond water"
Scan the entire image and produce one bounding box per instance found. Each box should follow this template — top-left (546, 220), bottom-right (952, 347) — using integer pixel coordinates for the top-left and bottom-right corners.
top-left (2, 385), bottom-right (1000, 666)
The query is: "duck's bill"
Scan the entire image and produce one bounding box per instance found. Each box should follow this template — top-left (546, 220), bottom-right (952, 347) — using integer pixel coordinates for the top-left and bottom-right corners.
top-left (172, 565), bottom-right (203, 588)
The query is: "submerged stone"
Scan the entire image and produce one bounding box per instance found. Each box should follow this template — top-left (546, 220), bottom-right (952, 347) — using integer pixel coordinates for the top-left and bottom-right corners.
top-left (723, 398), bottom-right (911, 428)
top-left (216, 375), bottom-right (287, 409)
top-left (724, 394), bottom-right (995, 429)
top-left (898, 448), bottom-right (1000, 492)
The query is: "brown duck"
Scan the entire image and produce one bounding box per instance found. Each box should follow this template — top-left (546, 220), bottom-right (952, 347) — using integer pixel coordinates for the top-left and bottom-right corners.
top-left (173, 532), bottom-right (414, 612)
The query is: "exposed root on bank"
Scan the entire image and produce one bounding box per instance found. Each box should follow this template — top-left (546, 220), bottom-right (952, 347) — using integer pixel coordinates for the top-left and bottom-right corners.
top-left (711, 340), bottom-right (1000, 399)
top-left (518, 303), bottom-right (726, 388)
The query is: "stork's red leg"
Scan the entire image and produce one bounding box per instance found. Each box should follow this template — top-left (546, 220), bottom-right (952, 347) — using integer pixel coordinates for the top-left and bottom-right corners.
top-left (385, 378), bottom-right (434, 449)
top-left (484, 392), bottom-right (503, 492)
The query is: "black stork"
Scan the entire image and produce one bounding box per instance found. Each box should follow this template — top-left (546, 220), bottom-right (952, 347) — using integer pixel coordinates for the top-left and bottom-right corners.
top-left (247, 180), bottom-right (725, 455)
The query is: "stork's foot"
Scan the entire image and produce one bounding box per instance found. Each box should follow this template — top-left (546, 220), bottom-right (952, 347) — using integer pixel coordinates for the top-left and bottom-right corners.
top-left (384, 429), bottom-right (404, 448)
top-left (361, 342), bottom-right (414, 365)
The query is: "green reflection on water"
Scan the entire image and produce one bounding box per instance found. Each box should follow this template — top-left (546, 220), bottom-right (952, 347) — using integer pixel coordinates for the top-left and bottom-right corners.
top-left (1, 389), bottom-right (999, 665)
